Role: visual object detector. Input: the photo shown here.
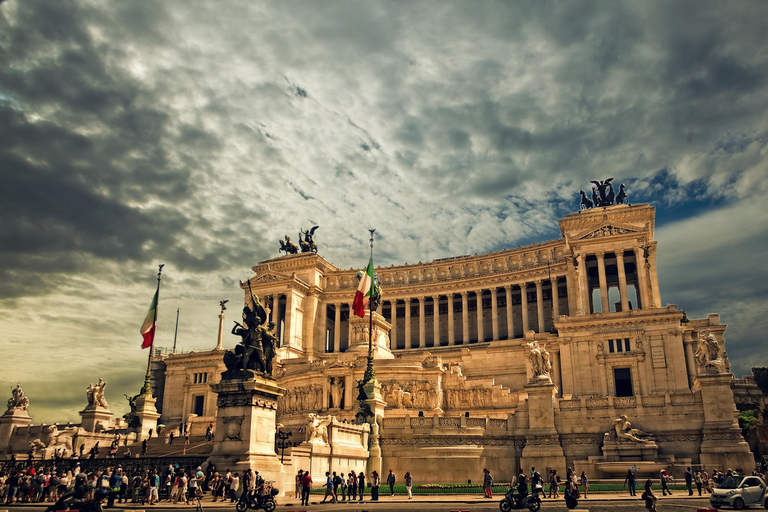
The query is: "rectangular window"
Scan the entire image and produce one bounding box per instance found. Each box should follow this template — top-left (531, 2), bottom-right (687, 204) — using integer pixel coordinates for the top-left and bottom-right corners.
top-left (624, 338), bottom-right (631, 352)
top-left (193, 395), bottom-right (205, 416)
top-left (613, 368), bottom-right (634, 397)
top-left (608, 339), bottom-right (614, 353)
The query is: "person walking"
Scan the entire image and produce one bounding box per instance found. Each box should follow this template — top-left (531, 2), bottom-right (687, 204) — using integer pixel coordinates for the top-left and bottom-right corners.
top-left (624, 469), bottom-right (636, 496)
top-left (300, 470), bottom-right (312, 507)
top-left (357, 471), bottom-right (365, 502)
top-left (549, 469), bottom-right (559, 499)
top-left (642, 479), bottom-right (657, 512)
top-left (370, 471), bottom-right (380, 501)
top-left (294, 471), bottom-right (302, 500)
top-left (702, 469), bottom-right (711, 493)
top-left (404, 471), bottom-right (413, 499)
top-left (320, 472), bottom-right (335, 503)
top-left (685, 467), bottom-right (693, 496)
top-left (660, 469), bottom-right (672, 496)
top-left (348, 473), bottom-right (357, 502)
top-left (387, 469), bottom-right (396, 496)
top-left (580, 471), bottom-right (589, 498)
top-left (694, 470), bottom-right (703, 496)
top-left (483, 468), bottom-right (494, 498)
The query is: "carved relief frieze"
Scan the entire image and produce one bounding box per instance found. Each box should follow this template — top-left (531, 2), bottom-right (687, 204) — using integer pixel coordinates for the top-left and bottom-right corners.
top-left (380, 436), bottom-right (521, 447)
top-left (217, 395), bottom-right (278, 410)
top-left (277, 384), bottom-right (323, 415)
top-left (381, 380), bottom-right (442, 410)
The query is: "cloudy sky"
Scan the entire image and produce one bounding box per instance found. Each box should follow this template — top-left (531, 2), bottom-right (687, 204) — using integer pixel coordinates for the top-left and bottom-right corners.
top-left (1, 1), bottom-right (767, 423)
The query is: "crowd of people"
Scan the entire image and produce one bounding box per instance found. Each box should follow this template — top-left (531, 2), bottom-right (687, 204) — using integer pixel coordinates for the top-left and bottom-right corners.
top-left (0, 461), bottom-right (248, 507)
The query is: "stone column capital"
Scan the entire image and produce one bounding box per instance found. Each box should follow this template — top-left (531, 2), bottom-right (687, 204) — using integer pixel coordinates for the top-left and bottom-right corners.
top-left (595, 250), bottom-right (606, 259)
top-left (460, 290), bottom-right (469, 298)
top-left (534, 279), bottom-right (543, 287)
top-left (404, 297), bottom-right (412, 304)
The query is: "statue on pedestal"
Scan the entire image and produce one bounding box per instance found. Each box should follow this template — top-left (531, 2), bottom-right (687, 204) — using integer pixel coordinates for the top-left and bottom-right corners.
top-left (694, 330), bottom-right (729, 374)
top-left (6, 384), bottom-right (29, 413)
top-left (611, 414), bottom-right (652, 443)
top-left (525, 341), bottom-right (552, 382)
top-left (86, 378), bottom-right (109, 409)
top-left (223, 283), bottom-right (277, 378)
top-left (329, 377), bottom-right (345, 409)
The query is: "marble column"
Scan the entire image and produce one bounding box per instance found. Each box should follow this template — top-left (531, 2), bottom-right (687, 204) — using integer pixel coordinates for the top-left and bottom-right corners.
top-left (596, 251), bottom-right (610, 313)
top-left (551, 278), bottom-right (560, 322)
top-left (390, 300), bottom-right (397, 350)
top-left (319, 303), bottom-right (328, 352)
top-left (634, 248), bottom-right (649, 309)
top-left (347, 303), bottom-right (353, 349)
top-left (535, 279), bottom-right (544, 333)
top-left (521, 283), bottom-right (530, 332)
top-left (505, 285), bottom-right (514, 339)
top-left (447, 293), bottom-right (455, 345)
top-left (490, 287), bottom-right (499, 341)
top-left (476, 290), bottom-right (484, 342)
top-left (461, 292), bottom-right (469, 344)
top-left (334, 303), bottom-right (341, 353)
top-left (404, 298), bottom-right (412, 349)
top-left (432, 295), bottom-right (440, 347)
top-left (616, 252), bottom-right (630, 312)
top-left (418, 297), bottom-right (426, 348)
top-left (578, 253), bottom-right (589, 314)
top-left (649, 248), bottom-right (661, 307)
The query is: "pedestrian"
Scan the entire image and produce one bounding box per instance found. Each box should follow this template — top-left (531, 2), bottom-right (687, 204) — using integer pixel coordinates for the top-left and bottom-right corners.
top-left (624, 469), bottom-right (636, 496)
top-left (549, 469), bottom-right (559, 498)
top-left (348, 472), bottom-right (357, 502)
top-left (694, 470), bottom-right (703, 496)
top-left (660, 469), bottom-right (672, 496)
top-left (530, 467), bottom-right (542, 496)
top-left (387, 469), bottom-right (396, 496)
top-left (141, 439), bottom-right (147, 456)
top-left (685, 467), bottom-right (693, 496)
top-left (370, 470), bottom-right (380, 501)
top-left (169, 431), bottom-right (175, 445)
top-left (702, 469), bottom-right (711, 493)
top-left (340, 471), bottom-right (347, 501)
top-left (331, 471), bottom-right (341, 502)
top-left (580, 471), bottom-right (589, 498)
top-left (357, 471), bottom-right (365, 502)
top-left (148, 469), bottom-right (159, 505)
top-left (300, 470), bottom-right (312, 507)
top-left (404, 471), bottom-right (413, 499)
top-left (185, 430), bottom-right (190, 445)
top-left (295, 471), bottom-right (302, 499)
top-left (642, 479), bottom-right (657, 512)
top-left (564, 476), bottom-right (579, 510)
top-left (483, 468), bottom-right (493, 498)
top-left (321, 471), bottom-right (335, 503)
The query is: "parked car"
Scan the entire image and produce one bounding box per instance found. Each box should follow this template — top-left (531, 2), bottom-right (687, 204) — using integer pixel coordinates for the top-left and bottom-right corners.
top-left (710, 475), bottom-right (768, 509)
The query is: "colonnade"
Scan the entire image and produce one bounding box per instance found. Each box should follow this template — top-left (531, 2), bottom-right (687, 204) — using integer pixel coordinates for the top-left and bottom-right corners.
top-left (323, 278), bottom-right (566, 353)
top-left (576, 249), bottom-right (653, 314)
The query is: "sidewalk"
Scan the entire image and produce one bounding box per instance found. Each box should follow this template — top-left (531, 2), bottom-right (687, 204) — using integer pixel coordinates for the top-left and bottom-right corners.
top-left (72, 492), bottom-right (709, 507)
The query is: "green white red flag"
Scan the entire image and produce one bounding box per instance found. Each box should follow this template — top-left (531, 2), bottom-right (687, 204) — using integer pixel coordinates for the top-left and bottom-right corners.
top-left (140, 288), bottom-right (159, 349)
top-left (353, 257), bottom-right (375, 317)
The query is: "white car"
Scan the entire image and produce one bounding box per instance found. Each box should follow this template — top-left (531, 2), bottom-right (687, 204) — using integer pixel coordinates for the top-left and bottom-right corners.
top-left (710, 475), bottom-right (768, 510)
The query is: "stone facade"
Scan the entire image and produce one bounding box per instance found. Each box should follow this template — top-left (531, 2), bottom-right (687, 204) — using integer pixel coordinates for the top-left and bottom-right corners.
top-left (155, 202), bottom-right (755, 482)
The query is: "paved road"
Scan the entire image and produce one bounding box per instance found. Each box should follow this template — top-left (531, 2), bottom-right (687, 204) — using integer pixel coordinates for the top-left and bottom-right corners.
top-left (0, 494), bottom-right (713, 512)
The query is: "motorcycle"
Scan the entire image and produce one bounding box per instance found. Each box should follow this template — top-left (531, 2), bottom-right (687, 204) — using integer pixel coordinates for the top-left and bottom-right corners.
top-left (235, 481), bottom-right (279, 512)
top-left (45, 489), bottom-right (108, 512)
top-left (499, 484), bottom-right (542, 512)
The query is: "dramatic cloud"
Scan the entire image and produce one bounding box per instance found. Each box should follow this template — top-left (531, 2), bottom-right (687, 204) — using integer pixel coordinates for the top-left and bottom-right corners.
top-left (1, 0), bottom-right (767, 421)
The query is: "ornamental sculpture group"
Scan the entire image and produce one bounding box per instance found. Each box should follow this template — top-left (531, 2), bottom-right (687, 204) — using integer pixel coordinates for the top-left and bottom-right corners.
top-left (223, 284), bottom-right (277, 378)
top-left (6, 384), bottom-right (29, 413)
top-left (579, 177), bottom-right (628, 210)
top-left (695, 330), bottom-right (729, 374)
top-left (279, 226), bottom-right (319, 255)
top-left (525, 341), bottom-right (552, 382)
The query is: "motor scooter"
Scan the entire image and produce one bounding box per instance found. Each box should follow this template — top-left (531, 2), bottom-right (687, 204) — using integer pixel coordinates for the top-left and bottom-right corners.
top-left (499, 484), bottom-right (542, 512)
top-left (235, 481), bottom-right (279, 512)
top-left (45, 489), bottom-right (109, 512)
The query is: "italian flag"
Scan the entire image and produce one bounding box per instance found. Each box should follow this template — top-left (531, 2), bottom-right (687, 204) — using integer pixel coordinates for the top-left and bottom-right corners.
top-left (353, 258), bottom-right (375, 317)
top-left (140, 289), bottom-right (159, 349)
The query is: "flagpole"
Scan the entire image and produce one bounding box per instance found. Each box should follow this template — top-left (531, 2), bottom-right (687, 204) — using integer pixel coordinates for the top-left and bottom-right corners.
top-left (364, 229), bottom-right (376, 382)
top-left (142, 264), bottom-right (164, 395)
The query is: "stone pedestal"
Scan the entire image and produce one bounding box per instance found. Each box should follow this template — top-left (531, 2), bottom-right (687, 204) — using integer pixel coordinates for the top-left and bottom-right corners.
top-left (133, 393), bottom-right (161, 440)
top-left (520, 380), bottom-right (566, 471)
top-left (0, 409), bottom-right (32, 454)
top-left (693, 373), bottom-right (754, 471)
top-left (206, 376), bottom-right (289, 496)
top-left (346, 311), bottom-right (394, 360)
top-left (358, 377), bottom-right (386, 476)
top-left (79, 406), bottom-right (113, 432)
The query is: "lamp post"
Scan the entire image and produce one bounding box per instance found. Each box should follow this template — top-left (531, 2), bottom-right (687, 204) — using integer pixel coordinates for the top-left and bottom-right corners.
top-left (276, 428), bottom-right (293, 464)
